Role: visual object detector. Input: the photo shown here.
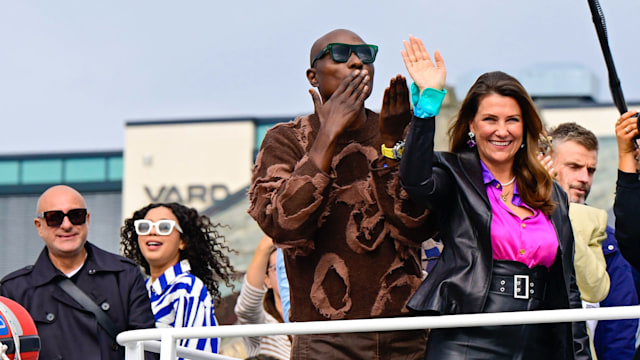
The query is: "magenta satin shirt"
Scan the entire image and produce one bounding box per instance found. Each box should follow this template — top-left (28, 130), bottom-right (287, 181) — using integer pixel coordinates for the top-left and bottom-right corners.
top-left (481, 162), bottom-right (558, 269)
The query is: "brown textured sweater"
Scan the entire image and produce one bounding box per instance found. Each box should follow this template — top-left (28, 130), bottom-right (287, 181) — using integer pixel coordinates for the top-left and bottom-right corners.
top-left (248, 109), bottom-right (436, 321)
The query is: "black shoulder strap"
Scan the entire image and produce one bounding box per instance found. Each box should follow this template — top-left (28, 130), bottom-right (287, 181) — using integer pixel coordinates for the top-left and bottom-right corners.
top-left (56, 277), bottom-right (121, 340)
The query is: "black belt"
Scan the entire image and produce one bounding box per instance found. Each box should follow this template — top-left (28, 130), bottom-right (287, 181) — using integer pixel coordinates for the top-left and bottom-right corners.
top-left (490, 273), bottom-right (547, 301)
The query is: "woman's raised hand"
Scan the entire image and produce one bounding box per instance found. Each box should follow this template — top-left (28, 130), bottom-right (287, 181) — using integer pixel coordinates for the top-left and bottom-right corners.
top-left (401, 35), bottom-right (446, 92)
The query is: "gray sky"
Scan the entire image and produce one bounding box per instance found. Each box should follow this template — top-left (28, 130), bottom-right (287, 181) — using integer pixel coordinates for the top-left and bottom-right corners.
top-left (2, 0), bottom-right (638, 155)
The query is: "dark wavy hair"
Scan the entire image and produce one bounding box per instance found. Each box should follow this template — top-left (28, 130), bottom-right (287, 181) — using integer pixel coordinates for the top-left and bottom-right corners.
top-left (120, 202), bottom-right (236, 302)
top-left (448, 71), bottom-right (555, 215)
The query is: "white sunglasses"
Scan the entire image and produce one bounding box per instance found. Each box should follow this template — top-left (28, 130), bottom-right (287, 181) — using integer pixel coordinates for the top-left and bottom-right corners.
top-left (134, 219), bottom-right (183, 236)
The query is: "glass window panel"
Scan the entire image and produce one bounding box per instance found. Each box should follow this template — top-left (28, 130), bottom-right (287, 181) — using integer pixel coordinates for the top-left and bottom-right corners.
top-left (22, 159), bottom-right (63, 184)
top-left (0, 161), bottom-right (19, 185)
top-left (107, 157), bottom-right (123, 181)
top-left (65, 158), bottom-right (106, 182)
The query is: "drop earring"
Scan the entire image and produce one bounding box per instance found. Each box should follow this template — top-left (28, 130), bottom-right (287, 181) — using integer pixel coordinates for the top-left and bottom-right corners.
top-left (520, 142), bottom-right (525, 149)
top-left (467, 131), bottom-right (476, 148)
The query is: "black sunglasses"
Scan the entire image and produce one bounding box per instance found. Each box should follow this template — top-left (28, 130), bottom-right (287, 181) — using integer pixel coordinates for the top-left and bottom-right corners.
top-left (37, 208), bottom-right (88, 227)
top-left (311, 43), bottom-right (379, 66)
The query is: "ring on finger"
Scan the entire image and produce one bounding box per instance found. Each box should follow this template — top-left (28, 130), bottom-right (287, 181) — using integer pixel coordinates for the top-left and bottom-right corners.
top-left (626, 127), bottom-right (631, 134)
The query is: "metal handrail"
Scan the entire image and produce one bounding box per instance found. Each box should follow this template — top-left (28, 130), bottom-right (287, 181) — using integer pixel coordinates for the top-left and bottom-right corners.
top-left (118, 305), bottom-right (640, 360)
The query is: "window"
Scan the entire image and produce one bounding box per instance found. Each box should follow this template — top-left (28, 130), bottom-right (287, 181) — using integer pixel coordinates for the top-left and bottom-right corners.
top-left (0, 161), bottom-right (19, 185)
top-left (65, 158), bottom-right (106, 182)
top-left (108, 157), bottom-right (123, 181)
top-left (22, 159), bottom-right (63, 184)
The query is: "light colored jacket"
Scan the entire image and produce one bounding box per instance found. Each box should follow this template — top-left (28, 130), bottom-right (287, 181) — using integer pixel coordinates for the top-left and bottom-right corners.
top-left (569, 203), bottom-right (610, 303)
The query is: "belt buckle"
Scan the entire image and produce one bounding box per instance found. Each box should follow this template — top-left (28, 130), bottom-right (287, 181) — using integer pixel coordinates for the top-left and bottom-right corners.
top-left (514, 274), bottom-right (529, 299)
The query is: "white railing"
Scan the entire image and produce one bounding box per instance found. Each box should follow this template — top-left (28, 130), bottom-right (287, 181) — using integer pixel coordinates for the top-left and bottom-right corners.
top-left (118, 305), bottom-right (640, 360)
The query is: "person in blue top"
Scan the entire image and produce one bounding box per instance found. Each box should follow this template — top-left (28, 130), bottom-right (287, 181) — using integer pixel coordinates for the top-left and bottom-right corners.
top-left (597, 227), bottom-right (639, 358)
top-left (120, 202), bottom-right (236, 355)
top-left (275, 249), bottom-right (290, 322)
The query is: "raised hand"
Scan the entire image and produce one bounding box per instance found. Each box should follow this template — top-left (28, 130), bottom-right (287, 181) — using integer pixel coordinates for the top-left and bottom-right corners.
top-left (401, 35), bottom-right (446, 92)
top-left (615, 111), bottom-right (639, 172)
top-left (537, 153), bottom-right (557, 179)
top-left (307, 69), bottom-right (370, 172)
top-left (309, 69), bottom-right (370, 138)
top-left (245, 235), bottom-right (276, 289)
top-left (379, 75), bottom-right (411, 142)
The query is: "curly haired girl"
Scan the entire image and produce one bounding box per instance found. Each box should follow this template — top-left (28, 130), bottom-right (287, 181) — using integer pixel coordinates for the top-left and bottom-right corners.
top-left (121, 202), bottom-right (236, 354)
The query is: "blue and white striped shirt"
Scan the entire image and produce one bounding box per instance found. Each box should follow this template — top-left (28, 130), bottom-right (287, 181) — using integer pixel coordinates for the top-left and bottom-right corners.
top-left (146, 259), bottom-right (219, 354)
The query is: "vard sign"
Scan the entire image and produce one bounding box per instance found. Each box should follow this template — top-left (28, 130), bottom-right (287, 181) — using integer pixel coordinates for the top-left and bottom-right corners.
top-left (144, 184), bottom-right (231, 208)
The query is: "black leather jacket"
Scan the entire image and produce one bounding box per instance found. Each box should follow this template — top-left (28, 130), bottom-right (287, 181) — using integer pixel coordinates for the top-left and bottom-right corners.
top-left (614, 170), bottom-right (640, 360)
top-left (614, 170), bottom-right (640, 272)
top-left (400, 116), bottom-right (591, 360)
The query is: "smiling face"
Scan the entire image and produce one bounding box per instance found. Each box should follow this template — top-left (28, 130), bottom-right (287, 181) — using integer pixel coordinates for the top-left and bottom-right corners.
top-left (35, 186), bottom-right (89, 265)
top-left (307, 29), bottom-right (374, 102)
top-left (137, 206), bottom-right (185, 280)
top-left (469, 93), bottom-right (524, 173)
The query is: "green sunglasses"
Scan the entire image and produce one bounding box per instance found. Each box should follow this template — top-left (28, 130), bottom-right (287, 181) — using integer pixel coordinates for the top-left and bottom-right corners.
top-left (311, 43), bottom-right (379, 66)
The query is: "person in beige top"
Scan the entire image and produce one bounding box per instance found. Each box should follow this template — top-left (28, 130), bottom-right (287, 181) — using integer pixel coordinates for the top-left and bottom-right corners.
top-left (568, 203), bottom-right (609, 303)
top-left (544, 121), bottom-right (638, 359)
top-left (540, 122), bottom-right (610, 302)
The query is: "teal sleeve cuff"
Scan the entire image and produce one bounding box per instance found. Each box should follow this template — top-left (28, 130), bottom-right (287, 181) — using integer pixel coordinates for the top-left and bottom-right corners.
top-left (410, 82), bottom-right (447, 118)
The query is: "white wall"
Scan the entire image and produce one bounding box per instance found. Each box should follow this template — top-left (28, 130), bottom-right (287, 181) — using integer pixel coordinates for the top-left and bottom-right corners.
top-left (122, 120), bottom-right (255, 219)
top-left (541, 106), bottom-right (621, 136)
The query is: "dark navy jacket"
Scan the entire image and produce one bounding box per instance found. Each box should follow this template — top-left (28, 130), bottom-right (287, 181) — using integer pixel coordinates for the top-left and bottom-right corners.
top-left (613, 169), bottom-right (640, 360)
top-left (594, 226), bottom-right (638, 360)
top-left (0, 242), bottom-right (156, 360)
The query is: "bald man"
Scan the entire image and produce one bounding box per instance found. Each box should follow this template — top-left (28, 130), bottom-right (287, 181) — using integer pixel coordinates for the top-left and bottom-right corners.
top-left (0, 185), bottom-right (156, 360)
top-left (248, 29), bottom-right (436, 359)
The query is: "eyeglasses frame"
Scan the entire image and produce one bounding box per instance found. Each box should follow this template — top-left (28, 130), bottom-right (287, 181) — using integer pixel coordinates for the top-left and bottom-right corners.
top-left (134, 219), bottom-right (183, 236)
